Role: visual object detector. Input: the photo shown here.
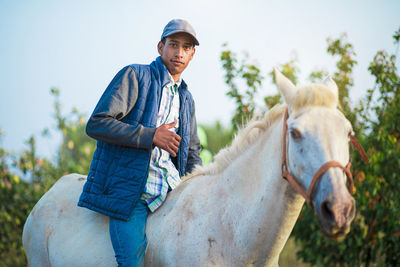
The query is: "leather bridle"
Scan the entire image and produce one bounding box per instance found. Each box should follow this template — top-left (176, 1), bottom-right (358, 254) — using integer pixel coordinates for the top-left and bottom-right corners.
top-left (281, 108), bottom-right (369, 209)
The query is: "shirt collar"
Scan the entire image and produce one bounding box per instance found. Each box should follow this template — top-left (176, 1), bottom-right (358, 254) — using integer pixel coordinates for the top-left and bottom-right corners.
top-left (167, 72), bottom-right (182, 88)
top-left (154, 56), bottom-right (184, 89)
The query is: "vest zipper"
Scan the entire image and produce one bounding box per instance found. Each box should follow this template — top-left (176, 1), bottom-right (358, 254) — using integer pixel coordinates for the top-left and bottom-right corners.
top-left (178, 94), bottom-right (188, 176)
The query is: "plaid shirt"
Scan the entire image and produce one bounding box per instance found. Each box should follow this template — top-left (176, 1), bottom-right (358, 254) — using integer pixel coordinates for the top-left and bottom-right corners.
top-left (141, 74), bottom-right (182, 212)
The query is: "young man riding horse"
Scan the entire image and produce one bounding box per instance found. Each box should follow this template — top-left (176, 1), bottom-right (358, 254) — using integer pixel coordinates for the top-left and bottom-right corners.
top-left (77, 19), bottom-right (202, 266)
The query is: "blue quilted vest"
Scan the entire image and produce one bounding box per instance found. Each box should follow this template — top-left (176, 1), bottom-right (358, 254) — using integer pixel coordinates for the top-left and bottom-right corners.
top-left (77, 57), bottom-right (194, 221)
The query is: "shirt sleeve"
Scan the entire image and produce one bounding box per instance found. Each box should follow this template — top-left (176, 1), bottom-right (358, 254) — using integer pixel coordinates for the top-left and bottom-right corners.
top-left (185, 101), bottom-right (203, 174)
top-left (85, 66), bottom-right (156, 149)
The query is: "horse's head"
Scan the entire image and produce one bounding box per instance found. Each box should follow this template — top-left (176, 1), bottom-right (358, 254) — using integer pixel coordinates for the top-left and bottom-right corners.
top-left (275, 68), bottom-right (357, 239)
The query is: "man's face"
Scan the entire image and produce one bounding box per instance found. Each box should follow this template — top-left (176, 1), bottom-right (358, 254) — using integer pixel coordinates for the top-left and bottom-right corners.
top-left (158, 32), bottom-right (196, 78)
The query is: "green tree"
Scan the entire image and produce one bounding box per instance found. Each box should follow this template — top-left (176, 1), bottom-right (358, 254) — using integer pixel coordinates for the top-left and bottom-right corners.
top-left (327, 33), bottom-right (358, 124)
top-left (0, 130), bottom-right (45, 267)
top-left (220, 43), bottom-right (264, 129)
top-left (0, 88), bottom-right (96, 266)
top-left (354, 27), bottom-right (400, 265)
top-left (197, 126), bottom-right (213, 164)
top-left (49, 88), bottom-right (96, 177)
top-left (200, 121), bottom-right (234, 155)
top-left (266, 57), bottom-right (300, 109)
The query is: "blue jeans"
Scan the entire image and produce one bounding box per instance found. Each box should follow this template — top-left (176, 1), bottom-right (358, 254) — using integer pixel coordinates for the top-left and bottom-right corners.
top-left (109, 200), bottom-right (149, 267)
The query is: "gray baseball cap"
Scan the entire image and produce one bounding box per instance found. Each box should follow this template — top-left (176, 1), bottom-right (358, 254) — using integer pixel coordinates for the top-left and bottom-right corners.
top-left (161, 19), bottom-right (199, 46)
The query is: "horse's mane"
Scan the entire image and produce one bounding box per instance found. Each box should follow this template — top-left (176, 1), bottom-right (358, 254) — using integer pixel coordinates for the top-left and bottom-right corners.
top-left (183, 104), bottom-right (287, 181)
top-left (183, 83), bottom-right (337, 182)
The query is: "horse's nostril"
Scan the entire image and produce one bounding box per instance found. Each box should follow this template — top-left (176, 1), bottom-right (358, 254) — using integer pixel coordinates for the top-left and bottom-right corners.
top-left (321, 200), bottom-right (334, 222)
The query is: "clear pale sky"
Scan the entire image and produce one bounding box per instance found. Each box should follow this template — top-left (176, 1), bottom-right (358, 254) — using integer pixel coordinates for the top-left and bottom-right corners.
top-left (0, 0), bottom-right (399, 158)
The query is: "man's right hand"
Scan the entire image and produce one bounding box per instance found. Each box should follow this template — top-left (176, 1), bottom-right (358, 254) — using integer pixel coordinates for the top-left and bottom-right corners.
top-left (153, 121), bottom-right (181, 157)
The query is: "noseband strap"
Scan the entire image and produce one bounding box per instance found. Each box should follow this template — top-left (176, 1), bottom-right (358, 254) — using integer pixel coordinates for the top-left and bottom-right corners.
top-left (281, 108), bottom-right (369, 209)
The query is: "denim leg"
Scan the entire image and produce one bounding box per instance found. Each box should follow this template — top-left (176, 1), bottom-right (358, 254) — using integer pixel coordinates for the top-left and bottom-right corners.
top-left (109, 200), bottom-right (149, 267)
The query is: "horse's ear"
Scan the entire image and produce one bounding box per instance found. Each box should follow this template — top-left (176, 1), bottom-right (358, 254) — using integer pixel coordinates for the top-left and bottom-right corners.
top-left (274, 67), bottom-right (297, 106)
top-left (324, 76), bottom-right (339, 102)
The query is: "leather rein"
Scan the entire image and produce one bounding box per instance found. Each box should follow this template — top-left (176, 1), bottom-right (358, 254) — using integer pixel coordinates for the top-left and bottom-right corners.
top-left (281, 108), bottom-right (369, 209)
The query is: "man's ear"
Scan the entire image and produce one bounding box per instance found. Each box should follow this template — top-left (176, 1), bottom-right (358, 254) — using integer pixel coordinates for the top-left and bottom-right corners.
top-left (190, 47), bottom-right (196, 59)
top-left (157, 41), bottom-right (164, 56)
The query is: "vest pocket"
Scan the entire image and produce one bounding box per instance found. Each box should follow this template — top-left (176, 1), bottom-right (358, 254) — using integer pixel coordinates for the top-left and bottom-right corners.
top-left (102, 159), bottom-right (118, 194)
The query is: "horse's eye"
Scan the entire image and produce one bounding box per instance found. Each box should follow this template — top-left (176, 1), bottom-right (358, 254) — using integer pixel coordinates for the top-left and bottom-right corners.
top-left (290, 129), bottom-right (302, 140)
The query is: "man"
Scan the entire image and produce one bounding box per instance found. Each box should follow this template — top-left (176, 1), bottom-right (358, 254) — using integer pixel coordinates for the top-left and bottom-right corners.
top-left (77, 19), bottom-right (202, 266)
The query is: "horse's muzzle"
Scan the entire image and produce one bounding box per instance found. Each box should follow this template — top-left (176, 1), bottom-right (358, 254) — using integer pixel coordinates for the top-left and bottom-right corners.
top-left (317, 195), bottom-right (356, 239)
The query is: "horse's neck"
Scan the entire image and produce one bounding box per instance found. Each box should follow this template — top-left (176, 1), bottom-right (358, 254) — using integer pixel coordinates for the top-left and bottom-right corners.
top-left (221, 118), bottom-right (305, 263)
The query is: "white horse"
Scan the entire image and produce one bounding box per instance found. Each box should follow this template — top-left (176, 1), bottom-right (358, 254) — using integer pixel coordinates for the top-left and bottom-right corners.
top-left (23, 69), bottom-right (364, 266)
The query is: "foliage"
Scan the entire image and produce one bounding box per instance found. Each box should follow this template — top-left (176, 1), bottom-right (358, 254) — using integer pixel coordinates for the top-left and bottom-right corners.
top-left (266, 57), bottom-right (300, 109)
top-left (200, 121), bottom-right (234, 155)
top-left (220, 29), bottom-right (400, 266)
top-left (0, 134), bottom-right (52, 266)
top-left (0, 89), bottom-right (95, 266)
top-left (49, 88), bottom-right (96, 176)
top-left (326, 33), bottom-right (358, 124)
top-left (220, 43), bottom-right (264, 129)
top-left (356, 42), bottom-right (400, 265)
top-left (0, 132), bottom-right (28, 267)
top-left (197, 125), bottom-right (213, 165)
top-left (308, 69), bottom-right (329, 84)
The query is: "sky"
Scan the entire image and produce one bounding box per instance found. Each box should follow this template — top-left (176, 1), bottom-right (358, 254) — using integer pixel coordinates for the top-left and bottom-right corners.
top-left (0, 0), bottom-right (399, 158)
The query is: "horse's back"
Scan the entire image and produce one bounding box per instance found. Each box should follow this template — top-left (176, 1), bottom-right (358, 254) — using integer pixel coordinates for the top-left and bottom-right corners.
top-left (23, 173), bottom-right (227, 266)
top-left (23, 173), bottom-right (186, 267)
top-left (23, 174), bottom-right (115, 267)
